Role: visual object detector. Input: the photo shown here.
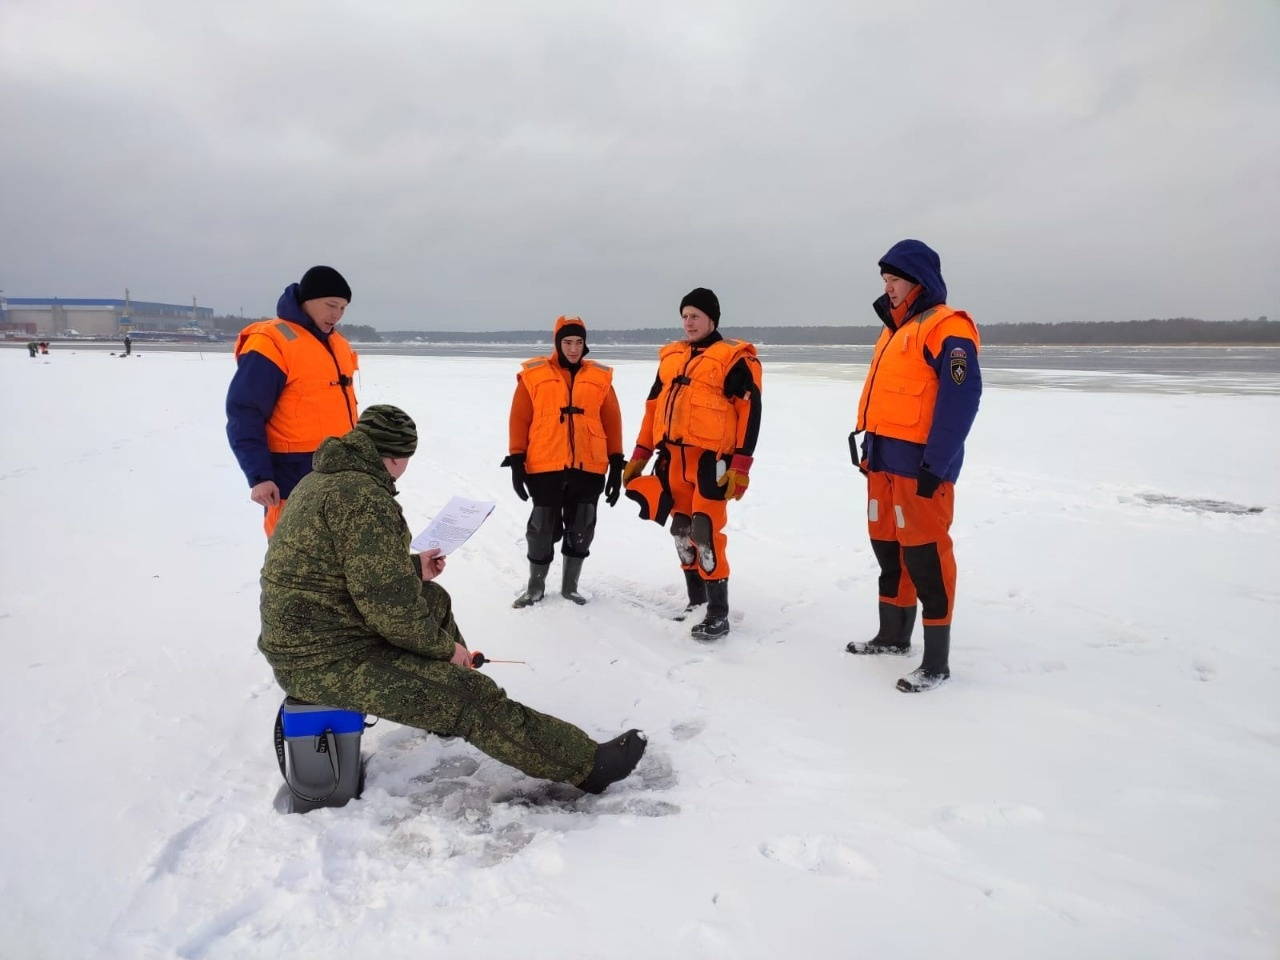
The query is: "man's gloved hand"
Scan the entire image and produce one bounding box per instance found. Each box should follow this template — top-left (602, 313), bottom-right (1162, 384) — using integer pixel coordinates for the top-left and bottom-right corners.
top-left (718, 454), bottom-right (753, 501)
top-left (621, 446), bottom-right (651, 485)
top-left (915, 468), bottom-right (943, 499)
top-left (605, 453), bottom-right (626, 507)
top-left (500, 453), bottom-right (529, 501)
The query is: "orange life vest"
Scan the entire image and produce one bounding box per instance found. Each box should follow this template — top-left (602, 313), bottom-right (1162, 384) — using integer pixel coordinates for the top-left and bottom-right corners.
top-left (653, 338), bottom-right (757, 454)
top-left (856, 306), bottom-right (979, 443)
top-left (518, 357), bottom-right (614, 474)
top-left (234, 320), bottom-right (359, 453)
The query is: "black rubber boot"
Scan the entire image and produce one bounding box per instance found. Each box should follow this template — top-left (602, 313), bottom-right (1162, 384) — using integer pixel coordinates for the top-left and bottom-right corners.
top-left (673, 569), bottom-right (707, 621)
top-left (561, 555), bottom-right (588, 605)
top-left (577, 729), bottom-right (648, 794)
top-left (512, 562), bottom-right (550, 608)
top-left (523, 505), bottom-right (558, 563)
top-left (897, 624), bottom-right (951, 692)
top-left (846, 602), bottom-right (916, 655)
top-left (691, 579), bottom-right (730, 641)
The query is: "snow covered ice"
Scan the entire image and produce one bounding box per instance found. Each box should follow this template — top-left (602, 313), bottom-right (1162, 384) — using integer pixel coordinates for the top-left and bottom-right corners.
top-left (1, 345), bottom-right (1277, 959)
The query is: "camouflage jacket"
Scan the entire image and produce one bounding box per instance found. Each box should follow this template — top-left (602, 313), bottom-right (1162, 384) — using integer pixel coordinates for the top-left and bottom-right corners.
top-left (259, 430), bottom-right (455, 671)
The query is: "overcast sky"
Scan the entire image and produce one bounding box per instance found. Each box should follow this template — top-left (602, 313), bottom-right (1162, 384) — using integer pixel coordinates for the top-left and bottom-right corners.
top-left (2, 0), bottom-right (1276, 331)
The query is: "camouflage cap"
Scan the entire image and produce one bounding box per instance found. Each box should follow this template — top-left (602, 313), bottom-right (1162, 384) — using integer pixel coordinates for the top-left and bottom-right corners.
top-left (355, 404), bottom-right (418, 458)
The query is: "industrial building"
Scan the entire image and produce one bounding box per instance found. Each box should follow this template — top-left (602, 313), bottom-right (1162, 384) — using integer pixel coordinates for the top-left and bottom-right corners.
top-left (0, 293), bottom-right (215, 339)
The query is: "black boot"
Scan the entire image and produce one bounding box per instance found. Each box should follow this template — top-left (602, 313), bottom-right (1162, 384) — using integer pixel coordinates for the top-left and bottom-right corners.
top-left (690, 579), bottom-right (729, 641)
top-left (897, 624), bottom-right (951, 692)
top-left (846, 602), bottom-right (916, 655)
top-left (577, 729), bottom-right (648, 794)
top-left (561, 556), bottom-right (588, 605)
top-left (673, 569), bottom-right (707, 622)
top-left (512, 562), bottom-right (550, 608)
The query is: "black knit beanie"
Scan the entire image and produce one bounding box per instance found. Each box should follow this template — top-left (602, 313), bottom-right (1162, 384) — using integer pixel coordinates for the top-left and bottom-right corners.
top-left (556, 321), bottom-right (587, 345)
top-left (877, 261), bottom-right (920, 286)
top-left (355, 404), bottom-right (417, 458)
top-left (298, 265), bottom-right (352, 303)
top-left (679, 287), bottom-right (720, 325)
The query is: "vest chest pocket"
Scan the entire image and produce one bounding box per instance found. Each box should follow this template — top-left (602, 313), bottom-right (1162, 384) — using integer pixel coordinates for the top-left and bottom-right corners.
top-left (685, 391), bottom-right (731, 450)
top-left (874, 377), bottom-right (927, 428)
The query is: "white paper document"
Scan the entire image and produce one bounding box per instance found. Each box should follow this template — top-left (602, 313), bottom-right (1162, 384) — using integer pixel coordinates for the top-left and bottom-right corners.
top-left (410, 496), bottom-right (496, 556)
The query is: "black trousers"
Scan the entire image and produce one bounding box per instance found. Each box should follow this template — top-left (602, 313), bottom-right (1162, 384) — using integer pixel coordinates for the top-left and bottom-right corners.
top-left (524, 468), bottom-right (606, 562)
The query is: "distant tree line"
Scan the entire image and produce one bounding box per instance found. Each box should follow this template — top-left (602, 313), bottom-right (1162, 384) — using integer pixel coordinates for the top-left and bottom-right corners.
top-left (208, 314), bottom-right (1275, 345)
top-left (211, 315), bottom-right (379, 342)
top-left (977, 317), bottom-right (1274, 345)
top-left (375, 317), bottom-right (1276, 346)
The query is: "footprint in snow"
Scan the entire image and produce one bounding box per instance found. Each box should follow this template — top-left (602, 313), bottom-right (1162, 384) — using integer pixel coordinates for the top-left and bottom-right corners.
top-left (1192, 659), bottom-right (1217, 682)
top-left (936, 802), bottom-right (1045, 827)
top-left (758, 835), bottom-right (877, 879)
top-left (671, 717), bottom-right (707, 741)
top-left (148, 812), bottom-right (249, 879)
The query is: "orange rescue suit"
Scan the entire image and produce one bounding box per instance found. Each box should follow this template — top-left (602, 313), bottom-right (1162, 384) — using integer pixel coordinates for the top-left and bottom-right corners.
top-left (653, 338), bottom-right (759, 454)
top-left (856, 306), bottom-right (980, 444)
top-left (515, 357), bottom-right (617, 475)
top-left (234, 320), bottom-right (359, 453)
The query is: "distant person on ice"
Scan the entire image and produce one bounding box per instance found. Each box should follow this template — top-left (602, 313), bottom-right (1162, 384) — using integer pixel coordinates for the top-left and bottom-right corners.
top-left (501, 315), bottom-right (626, 608)
top-left (846, 239), bottom-right (983, 692)
top-left (258, 405), bottom-right (648, 794)
top-left (122, 334), bottom-right (132, 356)
top-left (226, 266), bottom-right (359, 537)
top-left (622, 288), bottom-right (763, 641)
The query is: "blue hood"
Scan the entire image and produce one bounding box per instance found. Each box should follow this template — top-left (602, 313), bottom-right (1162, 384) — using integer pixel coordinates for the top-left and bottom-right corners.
top-left (874, 239), bottom-right (947, 324)
top-left (276, 283), bottom-right (327, 339)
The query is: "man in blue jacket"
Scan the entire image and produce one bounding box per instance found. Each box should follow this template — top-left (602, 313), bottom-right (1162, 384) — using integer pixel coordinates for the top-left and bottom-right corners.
top-left (226, 266), bottom-right (360, 536)
top-left (846, 240), bottom-right (982, 692)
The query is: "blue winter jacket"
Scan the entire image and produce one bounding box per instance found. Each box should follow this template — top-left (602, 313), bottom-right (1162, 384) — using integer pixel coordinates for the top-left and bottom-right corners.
top-left (861, 239), bottom-right (982, 483)
top-left (225, 284), bottom-right (340, 499)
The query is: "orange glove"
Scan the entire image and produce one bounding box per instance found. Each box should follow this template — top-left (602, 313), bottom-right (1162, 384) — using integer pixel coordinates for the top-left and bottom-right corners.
top-left (718, 454), bottom-right (753, 501)
top-left (621, 446), bottom-right (651, 485)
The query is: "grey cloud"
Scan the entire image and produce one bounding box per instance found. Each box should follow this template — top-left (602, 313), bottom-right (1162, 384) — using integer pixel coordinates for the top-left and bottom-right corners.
top-left (1, 0), bottom-right (1276, 330)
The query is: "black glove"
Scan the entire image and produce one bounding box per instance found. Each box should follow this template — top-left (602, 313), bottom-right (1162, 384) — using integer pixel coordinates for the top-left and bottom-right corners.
top-left (915, 468), bottom-right (943, 499)
top-left (605, 453), bottom-right (626, 507)
top-left (500, 454), bottom-right (529, 501)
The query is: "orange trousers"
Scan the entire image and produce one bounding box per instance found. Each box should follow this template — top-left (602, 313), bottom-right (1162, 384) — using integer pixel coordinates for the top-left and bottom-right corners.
top-left (626, 445), bottom-right (731, 581)
top-left (668, 446), bottom-right (730, 581)
top-left (866, 471), bottom-right (956, 626)
top-left (264, 500), bottom-right (286, 538)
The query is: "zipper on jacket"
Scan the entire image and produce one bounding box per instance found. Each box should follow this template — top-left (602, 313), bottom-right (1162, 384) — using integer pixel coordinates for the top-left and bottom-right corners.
top-left (565, 366), bottom-right (578, 468)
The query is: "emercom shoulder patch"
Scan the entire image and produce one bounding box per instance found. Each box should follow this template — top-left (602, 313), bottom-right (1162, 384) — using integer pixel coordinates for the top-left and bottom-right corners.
top-left (950, 356), bottom-right (967, 385)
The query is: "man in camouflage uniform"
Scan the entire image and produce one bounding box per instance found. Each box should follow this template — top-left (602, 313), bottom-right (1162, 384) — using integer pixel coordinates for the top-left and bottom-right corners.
top-left (259, 404), bottom-right (646, 793)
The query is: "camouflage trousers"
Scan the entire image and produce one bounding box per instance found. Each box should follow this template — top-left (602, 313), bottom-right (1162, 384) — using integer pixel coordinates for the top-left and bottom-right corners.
top-left (273, 586), bottom-right (597, 785)
top-left (278, 652), bottom-right (596, 785)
